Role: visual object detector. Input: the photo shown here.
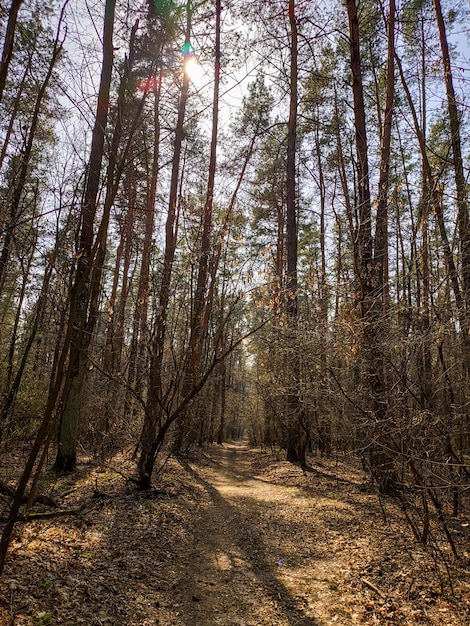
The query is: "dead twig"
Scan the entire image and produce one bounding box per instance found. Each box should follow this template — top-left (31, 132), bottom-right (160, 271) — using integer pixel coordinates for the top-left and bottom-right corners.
top-left (361, 577), bottom-right (386, 598)
top-left (0, 509), bottom-right (80, 522)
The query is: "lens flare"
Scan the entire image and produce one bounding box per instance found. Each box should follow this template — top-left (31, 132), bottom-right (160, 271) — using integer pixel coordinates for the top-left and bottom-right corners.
top-left (184, 56), bottom-right (205, 86)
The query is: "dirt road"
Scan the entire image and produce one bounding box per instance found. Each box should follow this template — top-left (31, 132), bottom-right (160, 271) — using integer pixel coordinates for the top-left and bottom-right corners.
top-left (162, 441), bottom-right (375, 626)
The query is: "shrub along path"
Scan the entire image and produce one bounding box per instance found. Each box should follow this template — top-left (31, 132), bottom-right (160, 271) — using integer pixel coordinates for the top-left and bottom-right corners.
top-left (0, 441), bottom-right (469, 624)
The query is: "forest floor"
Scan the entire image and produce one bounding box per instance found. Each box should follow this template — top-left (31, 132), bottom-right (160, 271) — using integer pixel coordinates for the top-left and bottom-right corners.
top-left (1, 441), bottom-right (470, 625)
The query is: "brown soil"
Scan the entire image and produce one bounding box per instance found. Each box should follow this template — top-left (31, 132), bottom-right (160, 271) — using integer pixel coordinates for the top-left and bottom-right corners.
top-left (1, 441), bottom-right (469, 625)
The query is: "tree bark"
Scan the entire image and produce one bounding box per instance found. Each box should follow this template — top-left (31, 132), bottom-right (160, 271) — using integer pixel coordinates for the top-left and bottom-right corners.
top-left (284, 0), bottom-right (306, 467)
top-left (0, 0), bottom-right (24, 104)
top-left (57, 19), bottom-right (145, 469)
top-left (433, 0), bottom-right (470, 338)
top-left (128, 72), bottom-right (162, 395)
top-left (53, 0), bottom-right (116, 472)
top-left (137, 0), bottom-right (192, 487)
top-left (173, 0), bottom-right (221, 453)
top-left (346, 0), bottom-right (396, 493)
top-left (375, 0), bottom-right (395, 305)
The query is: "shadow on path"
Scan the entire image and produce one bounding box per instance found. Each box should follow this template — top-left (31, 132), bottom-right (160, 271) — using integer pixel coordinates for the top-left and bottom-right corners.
top-left (174, 442), bottom-right (323, 626)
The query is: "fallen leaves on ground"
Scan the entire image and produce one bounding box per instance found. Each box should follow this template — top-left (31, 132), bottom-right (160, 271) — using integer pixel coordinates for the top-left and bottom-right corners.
top-left (0, 443), bottom-right (469, 625)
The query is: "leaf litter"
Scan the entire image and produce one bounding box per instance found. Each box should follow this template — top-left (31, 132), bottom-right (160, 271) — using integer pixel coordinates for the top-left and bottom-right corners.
top-left (0, 442), bottom-right (469, 625)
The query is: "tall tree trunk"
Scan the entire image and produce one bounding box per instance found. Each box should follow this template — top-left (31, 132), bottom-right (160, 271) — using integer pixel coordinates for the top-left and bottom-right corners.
top-left (56, 19), bottom-right (145, 470)
top-left (334, 88), bottom-right (359, 279)
top-left (103, 192), bottom-right (126, 376)
top-left (174, 0), bottom-right (221, 453)
top-left (107, 166), bottom-right (136, 430)
top-left (128, 72), bottom-right (162, 402)
top-left (0, 57), bottom-right (31, 171)
top-left (115, 176), bottom-right (136, 369)
top-left (313, 123), bottom-right (331, 454)
top-left (53, 0), bottom-right (116, 472)
top-left (0, 0), bottom-right (24, 104)
top-left (434, 0), bottom-right (470, 458)
top-left (0, 18), bottom-right (65, 295)
top-left (137, 0), bottom-right (192, 488)
top-left (127, 23), bottom-right (169, 416)
top-left (346, 0), bottom-right (396, 492)
top-left (396, 52), bottom-right (467, 338)
top-left (416, 16), bottom-right (432, 409)
top-left (4, 224), bottom-right (37, 394)
top-left (284, 0), bottom-right (306, 467)
top-left (433, 0), bottom-right (470, 369)
top-left (0, 212), bottom-right (38, 440)
top-left (286, 0), bottom-right (298, 318)
top-left (0, 3), bottom-right (70, 575)
top-left (375, 0), bottom-right (395, 308)
top-left (217, 358), bottom-right (227, 445)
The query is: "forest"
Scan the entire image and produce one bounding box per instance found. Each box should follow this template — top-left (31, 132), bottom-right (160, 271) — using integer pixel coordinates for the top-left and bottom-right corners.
top-left (1, 0), bottom-right (470, 623)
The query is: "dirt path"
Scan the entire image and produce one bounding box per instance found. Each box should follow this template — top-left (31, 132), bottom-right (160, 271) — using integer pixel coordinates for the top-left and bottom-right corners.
top-left (166, 443), bottom-right (370, 626)
top-left (1, 442), bottom-right (469, 625)
top-left (170, 441), bottom-right (326, 625)
top-left (162, 442), bottom-right (469, 626)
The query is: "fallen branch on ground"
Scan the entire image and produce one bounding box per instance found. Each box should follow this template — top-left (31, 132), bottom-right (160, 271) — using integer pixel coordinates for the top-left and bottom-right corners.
top-left (0, 509), bottom-right (80, 522)
top-left (361, 577), bottom-right (386, 598)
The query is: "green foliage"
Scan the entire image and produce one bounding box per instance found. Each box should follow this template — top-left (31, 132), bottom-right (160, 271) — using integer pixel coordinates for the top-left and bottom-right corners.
top-left (236, 72), bottom-right (273, 136)
top-left (33, 612), bottom-right (52, 626)
top-left (152, 0), bottom-right (180, 20)
top-left (299, 221), bottom-right (320, 263)
top-left (401, 0), bottom-right (433, 45)
top-left (303, 44), bottom-right (337, 114)
top-left (427, 109), bottom-right (452, 176)
top-left (147, 0), bottom-right (183, 36)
